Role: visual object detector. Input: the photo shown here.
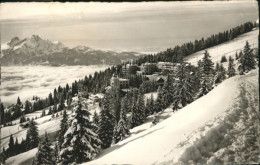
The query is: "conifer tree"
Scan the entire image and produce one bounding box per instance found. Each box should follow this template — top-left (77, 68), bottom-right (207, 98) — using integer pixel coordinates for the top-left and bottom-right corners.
top-left (93, 111), bottom-right (99, 132)
top-left (162, 75), bottom-right (174, 106)
top-left (137, 91), bottom-right (146, 122)
top-left (20, 115), bottom-right (26, 123)
top-left (152, 112), bottom-right (160, 126)
top-left (227, 56), bottom-right (236, 78)
top-left (98, 93), bottom-right (115, 149)
top-left (148, 94), bottom-right (155, 116)
top-left (24, 100), bottom-right (31, 114)
top-left (130, 97), bottom-right (138, 128)
top-left (26, 120), bottom-right (39, 150)
top-left (172, 63), bottom-right (194, 110)
top-left (48, 106), bottom-right (52, 115)
top-left (124, 93), bottom-right (131, 113)
top-left (145, 98), bottom-right (151, 117)
top-left (112, 97), bottom-right (130, 144)
top-left (14, 138), bottom-right (19, 154)
top-left (32, 132), bottom-right (55, 165)
top-left (48, 93), bottom-right (54, 106)
top-left (215, 63), bottom-right (226, 84)
top-left (54, 142), bottom-right (59, 163)
top-left (235, 52), bottom-right (239, 60)
top-left (215, 62), bottom-right (220, 71)
top-left (197, 50), bottom-right (215, 97)
top-left (110, 88), bottom-right (121, 123)
top-left (17, 97), bottom-right (22, 106)
top-left (59, 94), bottom-right (101, 164)
top-left (155, 86), bottom-right (165, 112)
top-left (201, 50), bottom-right (215, 75)
top-left (0, 102), bottom-right (5, 125)
top-left (8, 134), bottom-right (14, 156)
top-left (58, 92), bottom-right (65, 111)
top-left (53, 104), bottom-right (57, 113)
top-left (66, 90), bottom-right (73, 108)
top-left (58, 109), bottom-right (68, 149)
top-left (131, 91), bottom-right (145, 128)
top-left (220, 55), bottom-right (227, 63)
top-left (238, 41), bottom-right (256, 74)
top-left (54, 88), bottom-right (58, 104)
top-left (0, 149), bottom-right (6, 165)
top-left (41, 109), bottom-right (46, 117)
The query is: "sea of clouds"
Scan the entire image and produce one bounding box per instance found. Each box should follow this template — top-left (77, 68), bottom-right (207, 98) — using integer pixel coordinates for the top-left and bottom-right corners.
top-left (1, 65), bottom-right (109, 105)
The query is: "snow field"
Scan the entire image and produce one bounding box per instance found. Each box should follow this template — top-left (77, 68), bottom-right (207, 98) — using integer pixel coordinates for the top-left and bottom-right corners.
top-left (1, 94), bottom-right (101, 151)
top-left (184, 29), bottom-right (258, 66)
top-left (6, 148), bottom-right (38, 165)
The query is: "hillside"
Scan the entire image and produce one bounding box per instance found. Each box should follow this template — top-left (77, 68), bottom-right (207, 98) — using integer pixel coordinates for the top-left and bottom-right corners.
top-left (0, 35), bottom-right (143, 66)
top-left (5, 68), bottom-right (258, 165)
top-left (83, 68), bottom-right (258, 165)
top-left (184, 28), bottom-right (258, 65)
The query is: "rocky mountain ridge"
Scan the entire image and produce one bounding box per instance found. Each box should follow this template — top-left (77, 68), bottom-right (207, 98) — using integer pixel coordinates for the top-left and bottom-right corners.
top-left (1, 35), bottom-right (143, 66)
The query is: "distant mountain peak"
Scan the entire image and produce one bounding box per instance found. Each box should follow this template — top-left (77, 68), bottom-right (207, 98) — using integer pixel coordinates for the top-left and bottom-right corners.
top-left (30, 34), bottom-right (42, 42)
top-left (8, 37), bottom-right (21, 47)
top-left (1, 35), bottom-right (143, 66)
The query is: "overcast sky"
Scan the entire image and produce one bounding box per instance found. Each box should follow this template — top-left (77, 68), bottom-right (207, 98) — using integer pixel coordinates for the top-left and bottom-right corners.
top-left (0, 1), bottom-right (258, 53)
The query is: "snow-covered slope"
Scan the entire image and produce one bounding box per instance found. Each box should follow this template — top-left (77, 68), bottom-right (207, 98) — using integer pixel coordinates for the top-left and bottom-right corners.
top-left (1, 95), bottom-right (101, 151)
top-left (83, 69), bottom-right (259, 165)
top-left (184, 28), bottom-right (258, 65)
top-left (6, 148), bottom-right (38, 165)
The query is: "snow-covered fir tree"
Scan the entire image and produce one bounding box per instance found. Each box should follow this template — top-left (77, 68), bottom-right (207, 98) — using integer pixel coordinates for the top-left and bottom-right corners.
top-left (172, 63), bottom-right (194, 111)
top-left (59, 94), bottom-right (101, 164)
top-left (197, 50), bottom-right (215, 97)
top-left (48, 106), bottom-right (52, 115)
top-left (235, 51), bottom-right (239, 60)
top-left (53, 104), bottom-right (58, 113)
top-left (227, 56), bottom-right (236, 78)
top-left (162, 75), bottom-right (174, 106)
top-left (145, 97), bottom-right (153, 117)
top-left (201, 50), bottom-right (215, 75)
top-left (98, 93), bottom-right (115, 149)
top-left (112, 97), bottom-right (130, 144)
top-left (92, 111), bottom-right (99, 132)
top-left (58, 92), bottom-right (65, 111)
top-left (111, 88), bottom-right (121, 123)
top-left (41, 109), bottom-right (46, 117)
top-left (54, 142), bottom-right (59, 163)
top-left (155, 86), bottom-right (165, 112)
top-left (215, 62), bottom-right (220, 71)
top-left (24, 100), bottom-right (31, 114)
top-left (131, 91), bottom-right (145, 128)
top-left (215, 63), bottom-right (226, 84)
top-left (58, 109), bottom-right (68, 149)
top-left (238, 41), bottom-right (256, 74)
top-left (137, 91), bottom-right (146, 123)
top-left (26, 120), bottom-right (39, 150)
top-left (32, 132), bottom-right (55, 165)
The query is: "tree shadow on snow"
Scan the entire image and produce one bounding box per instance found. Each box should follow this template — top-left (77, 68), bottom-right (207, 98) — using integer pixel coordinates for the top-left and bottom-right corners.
top-left (95, 127), bottom-right (163, 159)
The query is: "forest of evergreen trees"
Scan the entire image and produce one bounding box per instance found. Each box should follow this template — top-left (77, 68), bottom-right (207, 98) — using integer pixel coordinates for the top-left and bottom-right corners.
top-left (0, 21), bottom-right (258, 164)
